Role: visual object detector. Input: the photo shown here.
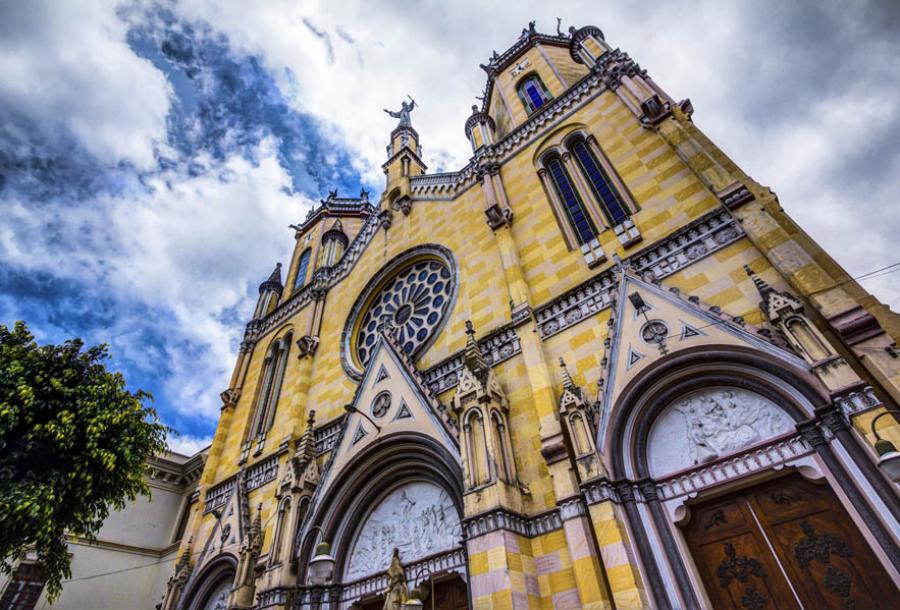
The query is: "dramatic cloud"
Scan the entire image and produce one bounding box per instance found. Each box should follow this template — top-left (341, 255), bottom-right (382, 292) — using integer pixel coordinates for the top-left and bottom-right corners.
top-left (1, 0), bottom-right (897, 449)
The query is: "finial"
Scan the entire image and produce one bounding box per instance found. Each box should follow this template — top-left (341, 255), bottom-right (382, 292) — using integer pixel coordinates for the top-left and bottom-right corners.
top-left (306, 408), bottom-right (316, 427)
top-left (559, 357), bottom-right (576, 390)
top-left (463, 320), bottom-right (487, 377)
top-left (744, 264), bottom-right (774, 300)
top-left (556, 17), bottom-right (563, 36)
top-left (471, 104), bottom-right (479, 113)
top-left (360, 187), bottom-right (369, 199)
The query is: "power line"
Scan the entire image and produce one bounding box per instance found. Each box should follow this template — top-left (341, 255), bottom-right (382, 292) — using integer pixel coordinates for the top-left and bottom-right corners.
top-left (806, 262), bottom-right (900, 296)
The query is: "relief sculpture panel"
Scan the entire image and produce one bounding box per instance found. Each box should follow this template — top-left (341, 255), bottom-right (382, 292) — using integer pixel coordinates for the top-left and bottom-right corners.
top-left (345, 481), bottom-right (461, 581)
top-left (648, 387), bottom-right (794, 477)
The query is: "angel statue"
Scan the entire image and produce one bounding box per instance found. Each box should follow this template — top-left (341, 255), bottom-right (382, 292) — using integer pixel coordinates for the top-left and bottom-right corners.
top-left (384, 95), bottom-right (417, 128)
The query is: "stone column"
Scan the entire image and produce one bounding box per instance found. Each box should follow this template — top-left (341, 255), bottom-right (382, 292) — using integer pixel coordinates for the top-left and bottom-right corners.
top-left (558, 497), bottom-right (615, 609)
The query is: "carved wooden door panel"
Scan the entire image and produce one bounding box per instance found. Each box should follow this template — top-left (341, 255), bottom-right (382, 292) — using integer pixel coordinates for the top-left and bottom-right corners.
top-left (683, 493), bottom-right (799, 609)
top-left (431, 575), bottom-right (469, 610)
top-left (683, 474), bottom-right (896, 609)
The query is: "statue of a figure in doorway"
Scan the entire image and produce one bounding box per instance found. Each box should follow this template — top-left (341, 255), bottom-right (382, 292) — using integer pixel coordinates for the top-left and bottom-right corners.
top-left (382, 547), bottom-right (409, 610)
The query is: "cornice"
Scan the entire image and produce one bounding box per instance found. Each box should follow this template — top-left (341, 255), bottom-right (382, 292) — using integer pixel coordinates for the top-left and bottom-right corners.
top-left (463, 506), bottom-right (563, 539)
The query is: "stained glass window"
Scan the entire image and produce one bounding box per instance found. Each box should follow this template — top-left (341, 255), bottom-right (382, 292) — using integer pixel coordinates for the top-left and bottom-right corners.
top-left (571, 140), bottom-right (630, 226)
top-left (545, 156), bottom-right (598, 245)
top-left (294, 249), bottom-right (312, 290)
top-left (517, 75), bottom-right (551, 114)
top-left (355, 260), bottom-right (454, 367)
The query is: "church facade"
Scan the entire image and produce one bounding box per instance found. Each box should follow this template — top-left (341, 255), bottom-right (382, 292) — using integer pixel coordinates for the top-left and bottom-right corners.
top-left (158, 22), bottom-right (900, 610)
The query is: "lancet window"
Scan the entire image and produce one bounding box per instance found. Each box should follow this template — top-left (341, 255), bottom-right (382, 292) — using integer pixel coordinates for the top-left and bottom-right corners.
top-left (294, 249), bottom-right (312, 291)
top-left (245, 331), bottom-right (292, 455)
top-left (544, 154), bottom-right (598, 245)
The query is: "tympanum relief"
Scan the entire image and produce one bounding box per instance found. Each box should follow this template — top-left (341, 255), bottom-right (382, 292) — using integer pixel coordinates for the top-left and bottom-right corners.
top-left (648, 388), bottom-right (794, 477)
top-left (345, 482), bottom-right (461, 581)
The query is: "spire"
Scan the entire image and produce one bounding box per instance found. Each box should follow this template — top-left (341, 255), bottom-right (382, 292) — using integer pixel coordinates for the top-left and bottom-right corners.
top-left (295, 409), bottom-right (316, 464)
top-left (463, 320), bottom-right (488, 379)
top-left (559, 357), bottom-right (576, 390)
top-left (744, 264), bottom-right (774, 302)
top-left (259, 262), bottom-right (283, 294)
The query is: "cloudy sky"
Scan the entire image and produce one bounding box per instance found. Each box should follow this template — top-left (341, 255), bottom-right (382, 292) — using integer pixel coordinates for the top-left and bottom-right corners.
top-left (1, 0), bottom-right (898, 454)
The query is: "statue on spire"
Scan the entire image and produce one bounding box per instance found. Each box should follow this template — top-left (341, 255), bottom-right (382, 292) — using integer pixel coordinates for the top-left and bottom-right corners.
top-left (383, 95), bottom-right (417, 128)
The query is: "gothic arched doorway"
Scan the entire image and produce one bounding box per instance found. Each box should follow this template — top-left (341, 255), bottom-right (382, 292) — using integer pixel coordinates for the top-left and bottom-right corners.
top-left (682, 473), bottom-right (895, 609)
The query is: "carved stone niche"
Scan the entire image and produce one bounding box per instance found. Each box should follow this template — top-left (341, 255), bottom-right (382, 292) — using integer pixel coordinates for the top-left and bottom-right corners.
top-left (646, 387), bottom-right (795, 478)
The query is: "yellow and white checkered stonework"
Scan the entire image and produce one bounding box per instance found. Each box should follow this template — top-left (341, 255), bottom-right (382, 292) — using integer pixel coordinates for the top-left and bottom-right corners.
top-left (166, 23), bottom-right (900, 610)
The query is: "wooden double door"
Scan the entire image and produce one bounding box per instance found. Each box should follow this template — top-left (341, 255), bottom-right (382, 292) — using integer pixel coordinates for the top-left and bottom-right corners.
top-left (359, 574), bottom-right (468, 610)
top-left (682, 474), bottom-right (896, 609)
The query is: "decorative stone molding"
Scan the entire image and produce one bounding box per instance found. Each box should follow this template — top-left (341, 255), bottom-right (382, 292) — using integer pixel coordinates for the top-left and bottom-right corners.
top-left (655, 434), bottom-right (813, 501)
top-left (204, 477), bottom-right (236, 514)
top-left (581, 478), bottom-right (619, 505)
top-left (219, 388), bottom-right (240, 409)
top-left (423, 324), bottom-right (522, 394)
top-left (296, 335), bottom-right (319, 358)
top-left (557, 497), bottom-right (589, 521)
top-left (720, 184), bottom-right (754, 210)
top-left (245, 455), bottom-right (279, 491)
top-left (146, 453), bottom-right (206, 493)
top-left (834, 385), bottom-right (881, 417)
top-left (338, 547), bottom-right (467, 602)
top-left (255, 587), bottom-right (290, 608)
top-left (314, 415), bottom-right (346, 455)
top-left (827, 305), bottom-right (885, 346)
top-left (535, 209), bottom-right (743, 338)
top-left (592, 48), bottom-right (645, 90)
top-left (484, 203), bottom-right (514, 230)
top-left (463, 507), bottom-right (563, 539)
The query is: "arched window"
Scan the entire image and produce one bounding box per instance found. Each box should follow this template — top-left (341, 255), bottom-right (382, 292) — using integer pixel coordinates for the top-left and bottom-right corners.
top-left (517, 74), bottom-right (552, 114)
top-left (569, 413), bottom-right (592, 456)
top-left (294, 249), bottom-right (312, 291)
top-left (465, 410), bottom-right (490, 487)
top-left (269, 498), bottom-right (291, 566)
top-left (544, 155), bottom-right (598, 245)
top-left (491, 411), bottom-right (515, 483)
top-left (248, 332), bottom-right (292, 450)
top-left (784, 316), bottom-right (831, 362)
top-left (570, 138), bottom-right (630, 226)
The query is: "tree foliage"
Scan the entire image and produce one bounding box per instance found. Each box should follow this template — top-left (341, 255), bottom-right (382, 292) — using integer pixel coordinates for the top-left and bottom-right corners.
top-left (0, 321), bottom-right (168, 600)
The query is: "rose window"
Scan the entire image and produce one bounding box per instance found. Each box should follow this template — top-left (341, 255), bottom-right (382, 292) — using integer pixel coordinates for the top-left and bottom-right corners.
top-left (355, 259), bottom-right (453, 367)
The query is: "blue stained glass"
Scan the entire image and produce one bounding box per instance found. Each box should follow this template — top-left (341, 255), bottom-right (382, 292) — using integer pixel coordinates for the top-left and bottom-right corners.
top-left (440, 268), bottom-right (451, 279)
top-left (526, 82), bottom-right (544, 110)
top-left (294, 249), bottom-right (312, 290)
top-left (418, 269), bottom-right (428, 281)
top-left (416, 329), bottom-right (428, 341)
top-left (365, 334), bottom-right (375, 346)
top-left (546, 157), bottom-right (597, 244)
top-left (573, 141), bottom-right (629, 225)
top-left (433, 295), bottom-right (444, 307)
top-left (404, 341), bottom-right (415, 353)
top-left (434, 281), bottom-right (444, 293)
top-left (427, 312), bottom-right (439, 324)
top-left (427, 273), bottom-right (438, 284)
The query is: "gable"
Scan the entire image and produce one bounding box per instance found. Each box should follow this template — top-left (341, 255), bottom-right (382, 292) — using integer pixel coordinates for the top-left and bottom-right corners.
top-left (596, 272), bottom-right (807, 450)
top-left (313, 335), bottom-right (460, 503)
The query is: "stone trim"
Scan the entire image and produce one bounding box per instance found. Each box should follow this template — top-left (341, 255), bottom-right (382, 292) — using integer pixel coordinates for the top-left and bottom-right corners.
top-left (146, 452), bottom-right (206, 493)
top-left (655, 434), bottom-right (813, 501)
top-left (535, 209), bottom-right (743, 338)
top-left (245, 454), bottom-right (279, 491)
top-left (835, 385), bottom-right (882, 418)
top-left (423, 324), bottom-right (522, 394)
top-left (314, 415), bottom-right (346, 455)
top-left (557, 496), bottom-right (589, 521)
top-left (337, 547), bottom-right (467, 602)
top-left (204, 477), bottom-right (236, 514)
top-left (463, 507), bottom-right (563, 539)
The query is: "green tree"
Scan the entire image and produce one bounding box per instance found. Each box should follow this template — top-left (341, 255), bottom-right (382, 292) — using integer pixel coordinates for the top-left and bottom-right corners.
top-left (0, 321), bottom-right (168, 601)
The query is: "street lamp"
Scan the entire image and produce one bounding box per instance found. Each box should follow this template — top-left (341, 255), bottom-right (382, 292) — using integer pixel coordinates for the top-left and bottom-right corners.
top-left (402, 566), bottom-right (433, 609)
top-left (344, 403), bottom-right (382, 433)
top-left (304, 525), bottom-right (336, 585)
top-left (871, 410), bottom-right (900, 483)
